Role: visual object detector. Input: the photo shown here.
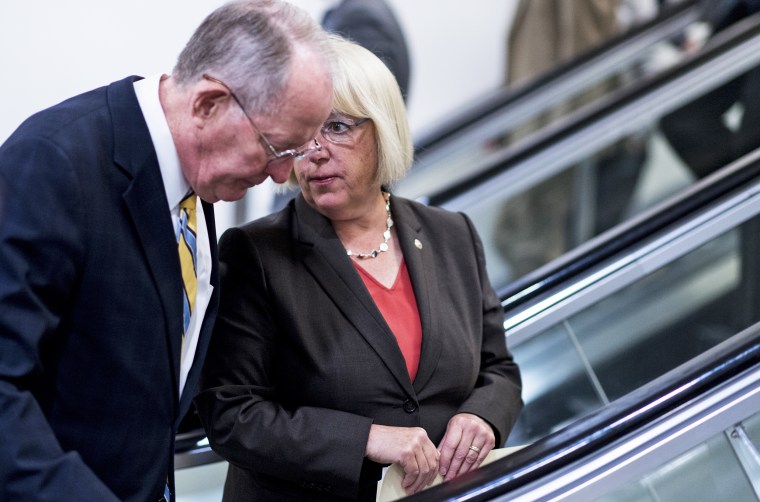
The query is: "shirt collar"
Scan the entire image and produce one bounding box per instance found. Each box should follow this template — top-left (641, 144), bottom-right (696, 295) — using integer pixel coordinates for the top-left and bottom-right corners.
top-left (133, 73), bottom-right (190, 211)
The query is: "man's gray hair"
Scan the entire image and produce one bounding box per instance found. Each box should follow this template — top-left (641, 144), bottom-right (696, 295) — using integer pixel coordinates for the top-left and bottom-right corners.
top-left (173, 0), bottom-right (331, 115)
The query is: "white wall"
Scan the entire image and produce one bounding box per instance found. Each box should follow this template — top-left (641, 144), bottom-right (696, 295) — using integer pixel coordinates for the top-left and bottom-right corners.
top-left (0, 0), bottom-right (516, 140)
top-left (388, 0), bottom-right (517, 135)
top-left (0, 0), bottom-right (517, 228)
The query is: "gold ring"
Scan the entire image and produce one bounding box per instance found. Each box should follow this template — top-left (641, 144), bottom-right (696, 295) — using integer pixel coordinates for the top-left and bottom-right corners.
top-left (469, 445), bottom-right (481, 453)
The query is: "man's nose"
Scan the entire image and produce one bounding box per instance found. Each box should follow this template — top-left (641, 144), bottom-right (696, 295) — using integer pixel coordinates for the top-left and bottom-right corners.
top-left (267, 159), bottom-right (294, 184)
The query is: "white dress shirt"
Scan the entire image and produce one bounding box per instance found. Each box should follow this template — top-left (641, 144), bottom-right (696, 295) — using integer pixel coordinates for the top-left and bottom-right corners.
top-left (133, 74), bottom-right (214, 397)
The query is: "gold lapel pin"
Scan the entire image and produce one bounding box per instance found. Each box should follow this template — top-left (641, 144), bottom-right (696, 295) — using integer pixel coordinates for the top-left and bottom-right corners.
top-left (414, 239), bottom-right (423, 250)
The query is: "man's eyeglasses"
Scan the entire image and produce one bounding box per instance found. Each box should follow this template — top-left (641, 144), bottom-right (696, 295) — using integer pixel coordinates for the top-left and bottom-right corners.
top-left (202, 74), bottom-right (322, 162)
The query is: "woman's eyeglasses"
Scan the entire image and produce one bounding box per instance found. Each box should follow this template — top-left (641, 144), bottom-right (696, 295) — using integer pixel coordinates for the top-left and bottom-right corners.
top-left (293, 115), bottom-right (370, 161)
top-left (319, 116), bottom-right (369, 144)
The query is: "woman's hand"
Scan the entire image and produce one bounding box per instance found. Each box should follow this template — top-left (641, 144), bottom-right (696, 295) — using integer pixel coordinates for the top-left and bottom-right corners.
top-left (365, 424), bottom-right (440, 495)
top-left (437, 413), bottom-right (495, 481)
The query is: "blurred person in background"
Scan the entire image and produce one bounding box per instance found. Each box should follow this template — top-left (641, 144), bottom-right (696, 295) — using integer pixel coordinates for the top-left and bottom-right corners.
top-left (660, 0), bottom-right (760, 178)
top-left (322, 0), bottom-right (411, 102)
top-left (496, 0), bottom-right (654, 280)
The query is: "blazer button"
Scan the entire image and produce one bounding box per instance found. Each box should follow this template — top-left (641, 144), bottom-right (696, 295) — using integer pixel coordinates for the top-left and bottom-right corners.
top-left (403, 399), bottom-right (418, 414)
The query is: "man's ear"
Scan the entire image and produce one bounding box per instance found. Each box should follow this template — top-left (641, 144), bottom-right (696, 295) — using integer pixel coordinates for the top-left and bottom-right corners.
top-left (192, 85), bottom-right (230, 127)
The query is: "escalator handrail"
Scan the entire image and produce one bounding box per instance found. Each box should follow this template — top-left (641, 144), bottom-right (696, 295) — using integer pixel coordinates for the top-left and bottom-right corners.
top-left (405, 320), bottom-right (760, 501)
top-left (499, 147), bottom-right (760, 311)
top-left (411, 0), bottom-right (699, 155)
top-left (430, 11), bottom-right (760, 209)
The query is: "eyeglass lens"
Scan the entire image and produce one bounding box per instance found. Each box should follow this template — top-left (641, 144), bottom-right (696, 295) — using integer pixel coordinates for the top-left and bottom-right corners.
top-left (293, 117), bottom-right (369, 161)
top-left (320, 117), bottom-right (369, 144)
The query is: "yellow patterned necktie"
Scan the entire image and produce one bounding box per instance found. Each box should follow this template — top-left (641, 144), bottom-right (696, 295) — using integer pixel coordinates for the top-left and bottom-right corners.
top-left (178, 193), bottom-right (197, 335)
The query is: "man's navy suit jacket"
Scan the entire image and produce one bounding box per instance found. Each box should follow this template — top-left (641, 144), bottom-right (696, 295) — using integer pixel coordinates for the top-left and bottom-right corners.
top-left (0, 76), bottom-right (219, 501)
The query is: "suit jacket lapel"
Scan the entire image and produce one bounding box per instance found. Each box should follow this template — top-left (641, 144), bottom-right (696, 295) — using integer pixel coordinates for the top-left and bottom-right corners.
top-left (293, 196), bottom-right (416, 397)
top-left (392, 199), bottom-right (443, 392)
top-left (108, 77), bottom-right (184, 404)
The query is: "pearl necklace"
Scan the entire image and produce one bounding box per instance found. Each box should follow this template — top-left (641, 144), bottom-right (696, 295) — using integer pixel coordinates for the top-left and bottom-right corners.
top-left (345, 193), bottom-right (393, 259)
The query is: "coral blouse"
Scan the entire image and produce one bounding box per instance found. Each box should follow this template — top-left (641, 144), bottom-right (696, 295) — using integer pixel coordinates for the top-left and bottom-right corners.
top-left (354, 259), bottom-right (422, 381)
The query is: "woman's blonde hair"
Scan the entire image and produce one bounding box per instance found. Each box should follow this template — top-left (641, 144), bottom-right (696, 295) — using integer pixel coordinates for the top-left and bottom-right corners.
top-left (286, 34), bottom-right (413, 188)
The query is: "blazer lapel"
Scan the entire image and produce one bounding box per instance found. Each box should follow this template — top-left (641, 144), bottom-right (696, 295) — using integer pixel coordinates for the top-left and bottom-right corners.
top-left (108, 77), bottom-right (184, 404)
top-left (392, 198), bottom-right (443, 392)
top-left (293, 196), bottom-right (416, 397)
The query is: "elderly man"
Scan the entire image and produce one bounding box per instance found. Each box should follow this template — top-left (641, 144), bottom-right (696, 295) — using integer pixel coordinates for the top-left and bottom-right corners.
top-left (0, 1), bottom-right (333, 500)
